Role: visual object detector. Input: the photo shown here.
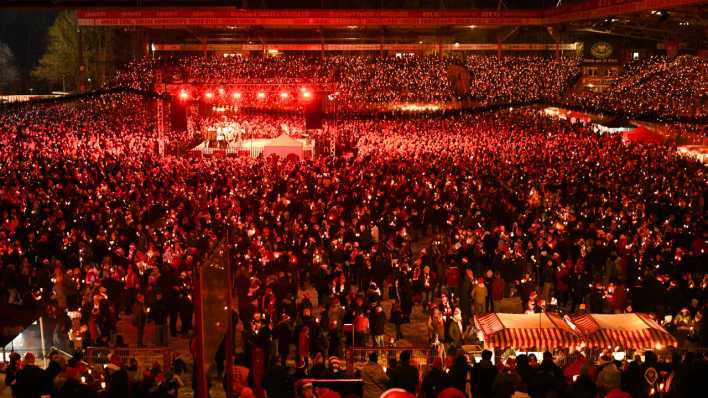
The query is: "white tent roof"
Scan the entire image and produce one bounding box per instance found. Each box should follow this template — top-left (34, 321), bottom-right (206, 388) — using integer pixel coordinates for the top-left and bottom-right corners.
top-left (266, 133), bottom-right (303, 147)
top-left (570, 313), bottom-right (677, 349)
top-left (588, 314), bottom-right (662, 331)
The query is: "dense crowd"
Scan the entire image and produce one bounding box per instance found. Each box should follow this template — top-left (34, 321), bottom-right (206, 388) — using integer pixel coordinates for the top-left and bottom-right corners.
top-left (112, 55), bottom-right (575, 109)
top-left (334, 55), bottom-right (456, 106)
top-left (111, 54), bottom-right (706, 118)
top-left (0, 89), bottom-right (706, 398)
top-left (199, 111), bottom-right (308, 143)
top-left (464, 56), bottom-right (580, 105)
top-left (563, 55), bottom-right (708, 119)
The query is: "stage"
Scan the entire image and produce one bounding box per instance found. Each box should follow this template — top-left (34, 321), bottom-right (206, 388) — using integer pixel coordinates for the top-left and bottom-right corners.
top-left (191, 136), bottom-right (315, 158)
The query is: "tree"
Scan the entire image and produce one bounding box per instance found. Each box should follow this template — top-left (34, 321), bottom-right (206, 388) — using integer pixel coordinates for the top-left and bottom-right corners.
top-left (32, 11), bottom-right (120, 92)
top-left (0, 42), bottom-right (19, 92)
top-left (32, 11), bottom-right (79, 91)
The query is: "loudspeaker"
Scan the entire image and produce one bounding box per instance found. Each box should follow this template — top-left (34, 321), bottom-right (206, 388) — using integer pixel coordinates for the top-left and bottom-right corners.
top-left (170, 100), bottom-right (188, 132)
top-left (305, 111), bottom-right (322, 130)
top-left (304, 97), bottom-right (324, 129)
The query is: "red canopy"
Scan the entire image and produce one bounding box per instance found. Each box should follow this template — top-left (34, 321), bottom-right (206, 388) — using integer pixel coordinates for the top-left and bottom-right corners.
top-left (622, 126), bottom-right (664, 145)
top-left (474, 313), bottom-right (581, 349)
top-left (570, 313), bottom-right (677, 350)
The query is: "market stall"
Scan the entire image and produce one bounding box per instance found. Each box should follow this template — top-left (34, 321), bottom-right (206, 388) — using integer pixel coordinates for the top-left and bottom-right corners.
top-left (262, 133), bottom-right (305, 159)
top-left (474, 313), bottom-right (581, 350)
top-left (569, 313), bottom-right (677, 350)
top-left (677, 144), bottom-right (708, 164)
top-left (622, 126), bottom-right (664, 145)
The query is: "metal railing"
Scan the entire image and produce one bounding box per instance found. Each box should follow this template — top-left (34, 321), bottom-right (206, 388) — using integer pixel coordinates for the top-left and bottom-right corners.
top-left (85, 346), bottom-right (171, 370)
top-left (293, 378), bottom-right (363, 398)
top-left (346, 346), bottom-right (438, 372)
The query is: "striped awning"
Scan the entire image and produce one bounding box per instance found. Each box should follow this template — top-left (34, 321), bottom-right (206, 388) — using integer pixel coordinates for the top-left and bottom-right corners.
top-left (474, 313), bottom-right (581, 349)
top-left (570, 313), bottom-right (677, 350)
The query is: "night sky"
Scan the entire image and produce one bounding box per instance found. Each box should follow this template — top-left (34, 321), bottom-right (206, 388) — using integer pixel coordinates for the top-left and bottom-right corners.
top-left (0, 11), bottom-right (56, 91)
top-left (0, 0), bottom-right (551, 91)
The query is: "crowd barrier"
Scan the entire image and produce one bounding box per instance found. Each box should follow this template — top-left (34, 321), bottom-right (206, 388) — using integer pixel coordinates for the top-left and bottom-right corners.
top-left (346, 346), bottom-right (437, 372)
top-left (85, 346), bottom-right (171, 370)
top-left (294, 378), bottom-right (363, 398)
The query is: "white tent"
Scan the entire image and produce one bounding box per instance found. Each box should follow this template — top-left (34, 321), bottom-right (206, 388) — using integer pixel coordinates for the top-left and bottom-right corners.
top-left (262, 133), bottom-right (304, 159)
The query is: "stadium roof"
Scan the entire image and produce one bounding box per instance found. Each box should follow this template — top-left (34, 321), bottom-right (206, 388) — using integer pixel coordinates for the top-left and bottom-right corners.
top-left (0, 1), bottom-right (588, 9)
top-left (11, 1), bottom-right (706, 48)
top-left (73, 1), bottom-right (707, 28)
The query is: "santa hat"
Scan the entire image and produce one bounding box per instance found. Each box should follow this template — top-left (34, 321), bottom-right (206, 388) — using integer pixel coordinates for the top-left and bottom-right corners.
top-left (106, 363), bottom-right (121, 372)
top-left (438, 387), bottom-right (466, 398)
top-left (316, 388), bottom-right (341, 398)
top-left (380, 389), bottom-right (416, 398)
top-left (64, 367), bottom-right (80, 380)
top-left (108, 353), bottom-right (123, 367)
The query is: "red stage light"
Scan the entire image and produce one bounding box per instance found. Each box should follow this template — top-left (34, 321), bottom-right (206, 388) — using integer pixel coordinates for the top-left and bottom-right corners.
top-left (302, 91), bottom-right (312, 99)
top-left (257, 92), bottom-right (266, 99)
top-left (218, 88), bottom-right (225, 95)
top-left (179, 90), bottom-right (189, 100)
top-left (204, 91), bottom-right (214, 99)
top-left (280, 92), bottom-right (289, 99)
top-left (232, 92), bottom-right (242, 99)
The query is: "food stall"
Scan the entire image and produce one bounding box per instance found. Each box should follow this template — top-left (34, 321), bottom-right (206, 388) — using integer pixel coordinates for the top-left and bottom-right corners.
top-left (569, 313), bottom-right (678, 351)
top-left (474, 313), bottom-right (581, 351)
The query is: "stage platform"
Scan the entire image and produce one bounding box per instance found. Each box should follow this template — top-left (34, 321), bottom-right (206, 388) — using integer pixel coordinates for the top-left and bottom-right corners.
top-left (191, 137), bottom-right (314, 158)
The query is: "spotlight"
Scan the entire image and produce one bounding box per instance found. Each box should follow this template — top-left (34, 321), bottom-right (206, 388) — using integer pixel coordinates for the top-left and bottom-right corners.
top-left (280, 92), bottom-right (289, 99)
top-left (218, 88), bottom-right (225, 95)
top-left (302, 91), bottom-right (312, 99)
top-left (232, 92), bottom-right (241, 99)
top-left (257, 92), bottom-right (266, 99)
top-left (204, 91), bottom-right (214, 99)
top-left (179, 89), bottom-right (189, 100)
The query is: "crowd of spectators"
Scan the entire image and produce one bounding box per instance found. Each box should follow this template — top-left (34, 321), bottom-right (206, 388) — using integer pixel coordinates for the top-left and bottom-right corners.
top-left (0, 86), bottom-right (705, 398)
top-left (168, 55), bottom-right (332, 85)
top-left (112, 59), bottom-right (160, 92)
top-left (563, 55), bottom-right (708, 119)
top-left (111, 53), bottom-right (707, 118)
top-left (333, 55), bottom-right (456, 107)
top-left (0, 93), bottom-right (205, 348)
top-left (4, 350), bottom-right (186, 398)
top-left (464, 56), bottom-right (580, 105)
top-left (111, 55), bottom-right (577, 110)
top-left (199, 111), bottom-right (308, 143)
top-left (604, 55), bottom-right (708, 118)
top-left (114, 53), bottom-right (708, 119)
